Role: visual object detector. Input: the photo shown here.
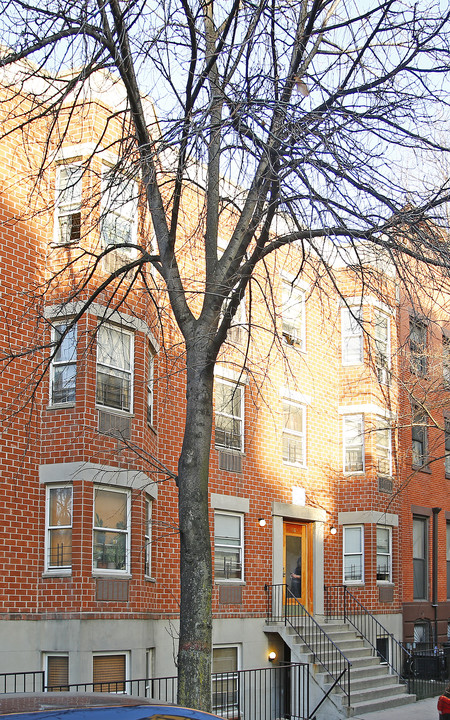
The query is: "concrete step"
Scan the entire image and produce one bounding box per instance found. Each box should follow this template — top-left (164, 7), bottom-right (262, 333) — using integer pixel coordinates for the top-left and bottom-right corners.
top-left (348, 691), bottom-right (416, 716)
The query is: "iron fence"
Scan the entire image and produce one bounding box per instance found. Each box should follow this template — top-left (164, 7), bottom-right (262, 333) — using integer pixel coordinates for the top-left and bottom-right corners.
top-left (1, 664), bottom-right (311, 720)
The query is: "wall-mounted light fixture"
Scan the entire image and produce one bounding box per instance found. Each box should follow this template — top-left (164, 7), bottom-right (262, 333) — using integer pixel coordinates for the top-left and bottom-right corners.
top-left (258, 518), bottom-right (266, 527)
top-left (268, 651), bottom-right (277, 662)
top-left (330, 526), bottom-right (337, 535)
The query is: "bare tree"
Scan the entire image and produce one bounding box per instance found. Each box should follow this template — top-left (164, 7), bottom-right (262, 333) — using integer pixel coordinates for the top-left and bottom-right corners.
top-left (1, 0), bottom-right (450, 709)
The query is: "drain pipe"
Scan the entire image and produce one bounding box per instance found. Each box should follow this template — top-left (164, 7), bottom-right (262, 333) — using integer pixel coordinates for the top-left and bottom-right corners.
top-left (432, 507), bottom-right (442, 646)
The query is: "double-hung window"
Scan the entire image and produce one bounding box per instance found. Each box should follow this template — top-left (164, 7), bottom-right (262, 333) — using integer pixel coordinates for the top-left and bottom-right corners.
top-left (410, 318), bottom-right (427, 376)
top-left (101, 168), bottom-right (137, 252)
top-left (147, 346), bottom-right (154, 426)
top-left (55, 164), bottom-right (82, 244)
top-left (443, 335), bottom-right (450, 389)
top-left (214, 511), bottom-right (244, 581)
top-left (413, 516), bottom-right (428, 600)
top-left (376, 418), bottom-right (392, 476)
top-left (46, 485), bottom-right (72, 571)
top-left (341, 307), bottom-right (363, 365)
top-left (446, 420), bottom-right (450, 476)
top-left (50, 322), bottom-right (77, 404)
top-left (447, 522), bottom-right (450, 600)
top-left (215, 378), bottom-right (244, 452)
top-left (93, 487), bottom-right (130, 573)
top-left (343, 414), bottom-right (365, 473)
top-left (144, 498), bottom-right (152, 577)
top-left (374, 311), bottom-right (390, 384)
top-left (412, 407), bottom-right (427, 468)
top-left (376, 526), bottom-right (392, 582)
top-left (282, 281), bottom-right (306, 349)
top-left (96, 324), bottom-right (133, 413)
top-left (212, 646), bottom-right (239, 717)
top-left (282, 401), bottom-right (306, 466)
top-left (343, 525), bottom-right (364, 583)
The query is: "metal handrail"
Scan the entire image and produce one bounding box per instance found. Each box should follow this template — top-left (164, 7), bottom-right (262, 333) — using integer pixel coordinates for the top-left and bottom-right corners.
top-left (325, 585), bottom-right (412, 687)
top-left (265, 583), bottom-right (352, 709)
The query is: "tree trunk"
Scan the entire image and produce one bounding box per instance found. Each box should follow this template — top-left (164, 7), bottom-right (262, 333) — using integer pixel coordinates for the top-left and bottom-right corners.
top-left (176, 343), bottom-right (215, 711)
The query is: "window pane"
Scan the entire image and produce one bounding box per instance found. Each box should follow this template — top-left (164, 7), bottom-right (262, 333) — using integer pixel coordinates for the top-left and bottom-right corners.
top-left (93, 655), bottom-right (126, 693)
top-left (58, 166), bottom-right (82, 209)
top-left (49, 487), bottom-right (72, 526)
top-left (96, 369), bottom-right (130, 411)
top-left (345, 527), bottom-right (361, 553)
top-left (283, 403), bottom-right (303, 433)
top-left (97, 326), bottom-right (131, 371)
top-left (213, 647), bottom-right (238, 673)
top-left (52, 364), bottom-right (76, 404)
top-left (48, 528), bottom-right (72, 567)
top-left (94, 489), bottom-right (127, 529)
top-left (215, 513), bottom-right (241, 545)
top-left (344, 555), bottom-right (362, 582)
top-left (46, 656), bottom-right (69, 691)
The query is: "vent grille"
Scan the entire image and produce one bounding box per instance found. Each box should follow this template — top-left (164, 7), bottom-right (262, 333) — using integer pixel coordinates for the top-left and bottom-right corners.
top-left (98, 411), bottom-right (131, 440)
top-left (96, 579), bottom-right (129, 602)
top-left (219, 585), bottom-right (242, 605)
top-left (378, 475), bottom-right (393, 494)
top-left (218, 450), bottom-right (242, 473)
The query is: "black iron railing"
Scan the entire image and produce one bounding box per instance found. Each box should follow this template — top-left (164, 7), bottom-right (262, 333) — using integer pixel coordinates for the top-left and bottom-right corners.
top-left (325, 585), bottom-right (412, 687)
top-left (2, 664), bottom-right (311, 720)
top-left (0, 671), bottom-right (45, 694)
top-left (265, 583), bottom-right (351, 712)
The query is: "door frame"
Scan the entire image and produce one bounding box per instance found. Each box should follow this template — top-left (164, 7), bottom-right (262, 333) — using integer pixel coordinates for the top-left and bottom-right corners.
top-left (283, 520), bottom-right (313, 612)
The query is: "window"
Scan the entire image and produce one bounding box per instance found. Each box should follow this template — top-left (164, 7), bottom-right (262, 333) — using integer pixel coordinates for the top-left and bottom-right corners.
top-left (93, 654), bottom-right (127, 693)
top-left (376, 526), bottom-right (392, 582)
top-left (96, 324), bottom-right (133, 413)
top-left (410, 318), bottom-right (427, 376)
top-left (55, 164), bottom-right (82, 244)
top-left (147, 346), bottom-right (154, 425)
top-left (376, 418), bottom-right (392, 476)
top-left (444, 335), bottom-right (450, 389)
top-left (214, 512), bottom-right (244, 581)
top-left (447, 522), bottom-right (450, 600)
top-left (45, 655), bottom-right (69, 691)
top-left (282, 281), bottom-right (306, 349)
top-left (215, 379), bottom-right (244, 452)
top-left (282, 401), bottom-right (306, 466)
top-left (101, 168), bottom-right (137, 251)
top-left (343, 525), bottom-right (364, 583)
top-left (413, 621), bottom-right (431, 649)
top-left (412, 407), bottom-right (427, 468)
top-left (212, 646), bottom-right (239, 717)
top-left (374, 311), bottom-right (390, 384)
top-left (144, 498), bottom-right (152, 577)
top-left (50, 322), bottom-right (77, 404)
top-left (445, 420), bottom-right (450, 475)
top-left (413, 516), bottom-right (428, 600)
top-left (341, 307), bottom-right (363, 365)
top-left (46, 485), bottom-right (72, 571)
top-left (93, 487), bottom-right (130, 573)
top-left (343, 414), bottom-right (364, 473)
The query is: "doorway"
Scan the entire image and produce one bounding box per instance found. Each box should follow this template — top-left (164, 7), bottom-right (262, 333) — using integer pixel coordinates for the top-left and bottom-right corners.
top-left (283, 521), bottom-right (312, 611)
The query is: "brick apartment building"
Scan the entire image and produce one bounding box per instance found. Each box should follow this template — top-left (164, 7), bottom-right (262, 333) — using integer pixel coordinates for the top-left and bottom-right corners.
top-left (0, 74), bottom-right (449, 705)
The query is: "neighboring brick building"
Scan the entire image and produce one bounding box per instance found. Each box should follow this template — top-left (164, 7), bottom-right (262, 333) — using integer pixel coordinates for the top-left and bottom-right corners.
top-left (0, 76), bottom-right (449, 698)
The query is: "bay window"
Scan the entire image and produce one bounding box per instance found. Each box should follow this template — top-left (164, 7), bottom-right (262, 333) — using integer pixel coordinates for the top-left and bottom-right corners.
top-left (96, 324), bottom-right (133, 413)
top-left (50, 322), bottom-right (77, 405)
top-left (343, 414), bottom-right (365, 473)
top-left (93, 487), bottom-right (130, 573)
top-left (376, 418), bottom-right (392, 476)
top-left (376, 526), bottom-right (392, 582)
top-left (101, 168), bottom-right (137, 251)
top-left (341, 307), bottom-right (363, 365)
top-left (55, 164), bottom-right (82, 244)
top-left (46, 485), bottom-right (72, 571)
top-left (343, 525), bottom-right (364, 583)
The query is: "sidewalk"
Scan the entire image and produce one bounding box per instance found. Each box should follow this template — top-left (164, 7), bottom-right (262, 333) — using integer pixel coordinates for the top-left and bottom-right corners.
top-left (352, 695), bottom-right (439, 720)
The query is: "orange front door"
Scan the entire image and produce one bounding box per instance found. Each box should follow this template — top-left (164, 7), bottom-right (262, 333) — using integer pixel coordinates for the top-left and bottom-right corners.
top-left (283, 521), bottom-right (312, 611)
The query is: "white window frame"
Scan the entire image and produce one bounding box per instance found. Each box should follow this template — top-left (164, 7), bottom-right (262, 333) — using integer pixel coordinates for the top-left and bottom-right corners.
top-left (144, 497), bottom-right (152, 578)
top-left (49, 321), bottom-right (77, 405)
top-left (341, 307), bottom-right (363, 365)
top-left (93, 486), bottom-right (131, 575)
top-left (375, 417), bottom-right (392, 476)
top-left (54, 163), bottom-right (82, 245)
top-left (212, 644), bottom-right (240, 718)
top-left (374, 311), bottom-right (391, 384)
top-left (214, 378), bottom-right (244, 452)
top-left (96, 324), bottom-right (134, 414)
top-left (343, 525), bottom-right (364, 584)
top-left (45, 484), bottom-right (73, 573)
top-left (445, 419), bottom-right (450, 476)
top-left (214, 511), bottom-right (244, 582)
top-left (443, 335), bottom-right (450, 389)
top-left (282, 400), bottom-right (306, 467)
top-left (92, 651), bottom-right (129, 694)
top-left (101, 166), bottom-right (138, 254)
top-left (376, 525), bottom-right (392, 584)
top-left (282, 281), bottom-right (306, 350)
top-left (343, 414), bottom-right (365, 474)
top-left (44, 653), bottom-right (69, 691)
top-left (412, 406), bottom-right (427, 468)
top-left (147, 346), bottom-right (154, 426)
top-left (409, 318), bottom-right (427, 376)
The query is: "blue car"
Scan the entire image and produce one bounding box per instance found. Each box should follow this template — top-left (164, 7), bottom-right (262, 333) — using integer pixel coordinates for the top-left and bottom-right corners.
top-left (0, 693), bottom-right (225, 720)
